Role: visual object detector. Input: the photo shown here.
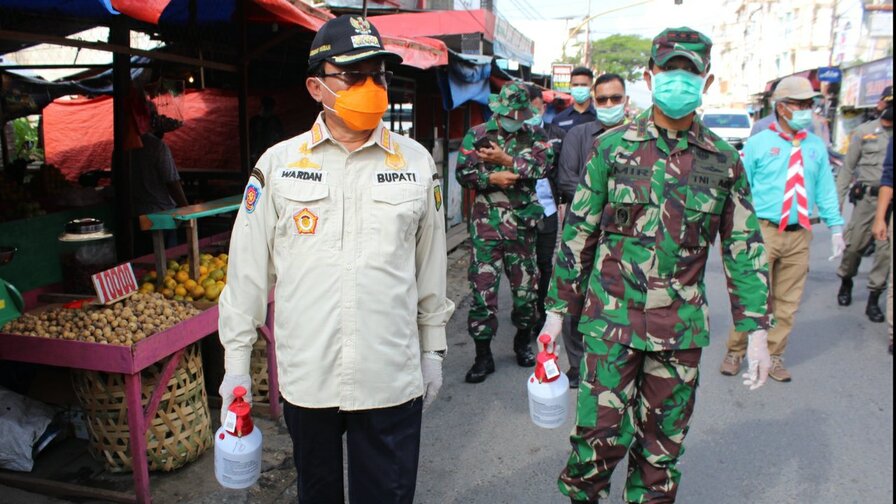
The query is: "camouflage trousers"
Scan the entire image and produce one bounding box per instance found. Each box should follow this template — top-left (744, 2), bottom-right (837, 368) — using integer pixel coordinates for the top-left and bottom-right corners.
top-left (560, 338), bottom-right (702, 504)
top-left (467, 229), bottom-right (539, 341)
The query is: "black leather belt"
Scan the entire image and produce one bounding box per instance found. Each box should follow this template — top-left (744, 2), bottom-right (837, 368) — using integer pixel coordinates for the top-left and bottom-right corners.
top-left (760, 219), bottom-right (807, 232)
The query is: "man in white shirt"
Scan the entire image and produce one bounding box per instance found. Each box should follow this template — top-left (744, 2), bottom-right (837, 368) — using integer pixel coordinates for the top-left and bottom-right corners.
top-left (217, 15), bottom-right (454, 503)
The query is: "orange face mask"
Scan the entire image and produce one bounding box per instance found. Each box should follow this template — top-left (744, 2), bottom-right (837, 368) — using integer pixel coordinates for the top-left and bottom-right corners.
top-left (317, 77), bottom-right (389, 131)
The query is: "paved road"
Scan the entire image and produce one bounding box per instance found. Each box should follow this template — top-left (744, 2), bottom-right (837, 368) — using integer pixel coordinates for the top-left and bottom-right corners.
top-left (3, 226), bottom-right (891, 503)
top-left (417, 223), bottom-right (893, 504)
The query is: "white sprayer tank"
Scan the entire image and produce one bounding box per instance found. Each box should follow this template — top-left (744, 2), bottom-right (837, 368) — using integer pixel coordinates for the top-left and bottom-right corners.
top-left (527, 334), bottom-right (570, 429)
top-left (214, 386), bottom-right (263, 489)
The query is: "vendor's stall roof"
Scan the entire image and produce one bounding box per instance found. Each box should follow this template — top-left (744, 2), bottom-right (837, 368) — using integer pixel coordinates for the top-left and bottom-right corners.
top-left (370, 9), bottom-right (534, 67)
top-left (0, 0), bottom-right (447, 69)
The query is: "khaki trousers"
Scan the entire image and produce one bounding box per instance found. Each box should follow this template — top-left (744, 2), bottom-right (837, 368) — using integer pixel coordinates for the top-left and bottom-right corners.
top-left (727, 220), bottom-right (812, 357)
top-left (837, 193), bottom-right (891, 291)
top-left (889, 220), bottom-right (893, 343)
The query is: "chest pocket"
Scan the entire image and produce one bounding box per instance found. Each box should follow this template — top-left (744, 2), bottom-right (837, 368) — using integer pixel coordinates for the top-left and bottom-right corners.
top-left (681, 162), bottom-right (733, 248)
top-left (368, 182), bottom-right (426, 266)
top-left (858, 137), bottom-right (885, 166)
top-left (275, 181), bottom-right (339, 250)
top-left (600, 174), bottom-right (652, 238)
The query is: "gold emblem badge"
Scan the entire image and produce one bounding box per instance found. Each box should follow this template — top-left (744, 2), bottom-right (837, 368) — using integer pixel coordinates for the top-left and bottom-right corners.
top-left (288, 157), bottom-right (321, 169)
top-left (350, 16), bottom-right (372, 35)
top-left (293, 208), bottom-right (318, 235)
top-left (385, 144), bottom-right (406, 171)
top-left (311, 123), bottom-right (323, 145)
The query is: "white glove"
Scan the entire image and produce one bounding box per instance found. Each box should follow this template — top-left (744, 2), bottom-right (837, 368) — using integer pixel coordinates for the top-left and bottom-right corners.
top-left (421, 352), bottom-right (444, 412)
top-left (218, 373), bottom-right (252, 426)
top-left (537, 311), bottom-right (564, 353)
top-left (742, 330), bottom-right (771, 391)
top-left (828, 233), bottom-right (846, 261)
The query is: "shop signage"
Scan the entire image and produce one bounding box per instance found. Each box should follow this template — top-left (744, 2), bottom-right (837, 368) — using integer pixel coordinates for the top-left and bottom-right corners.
top-left (552, 64), bottom-right (574, 93)
top-left (817, 67), bottom-right (842, 83)
top-left (92, 263), bottom-right (139, 304)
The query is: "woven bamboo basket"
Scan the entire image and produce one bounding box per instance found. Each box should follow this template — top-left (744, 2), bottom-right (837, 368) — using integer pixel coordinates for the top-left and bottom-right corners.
top-left (250, 334), bottom-right (270, 404)
top-left (72, 343), bottom-right (213, 473)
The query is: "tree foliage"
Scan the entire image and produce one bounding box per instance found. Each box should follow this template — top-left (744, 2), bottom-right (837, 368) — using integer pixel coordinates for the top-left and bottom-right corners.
top-left (562, 34), bottom-right (653, 83)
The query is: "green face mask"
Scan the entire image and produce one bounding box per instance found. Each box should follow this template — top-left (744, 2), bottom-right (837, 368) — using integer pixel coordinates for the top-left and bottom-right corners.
top-left (525, 114), bottom-right (543, 127)
top-left (571, 86), bottom-right (592, 104)
top-left (651, 70), bottom-right (706, 119)
top-left (596, 104), bottom-right (625, 126)
top-left (500, 116), bottom-right (525, 133)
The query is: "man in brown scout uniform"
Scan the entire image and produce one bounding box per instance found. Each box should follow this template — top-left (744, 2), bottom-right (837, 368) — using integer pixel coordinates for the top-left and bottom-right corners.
top-left (539, 27), bottom-right (775, 503)
top-left (456, 82), bottom-right (555, 383)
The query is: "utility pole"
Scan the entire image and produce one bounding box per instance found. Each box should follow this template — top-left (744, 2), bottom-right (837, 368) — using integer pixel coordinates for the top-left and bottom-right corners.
top-left (583, 0), bottom-right (591, 68)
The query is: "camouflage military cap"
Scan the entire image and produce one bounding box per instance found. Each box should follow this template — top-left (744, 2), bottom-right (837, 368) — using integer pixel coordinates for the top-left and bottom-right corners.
top-left (651, 27), bottom-right (712, 74)
top-left (489, 82), bottom-right (538, 121)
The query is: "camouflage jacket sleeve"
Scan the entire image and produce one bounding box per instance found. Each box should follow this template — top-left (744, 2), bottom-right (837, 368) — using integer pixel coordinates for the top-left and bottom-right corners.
top-left (544, 141), bottom-right (608, 315)
top-left (455, 128), bottom-right (491, 191)
top-left (719, 158), bottom-right (774, 333)
top-left (513, 128), bottom-right (554, 180)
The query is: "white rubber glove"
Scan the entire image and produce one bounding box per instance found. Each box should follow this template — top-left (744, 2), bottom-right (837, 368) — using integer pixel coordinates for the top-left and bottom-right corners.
top-left (537, 311), bottom-right (564, 353)
top-left (421, 352), bottom-right (444, 412)
top-left (828, 233), bottom-right (846, 261)
top-left (218, 373), bottom-right (252, 426)
top-left (742, 330), bottom-right (771, 391)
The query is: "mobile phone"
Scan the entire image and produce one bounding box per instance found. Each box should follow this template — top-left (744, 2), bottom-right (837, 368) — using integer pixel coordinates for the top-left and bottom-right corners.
top-left (474, 137), bottom-right (493, 150)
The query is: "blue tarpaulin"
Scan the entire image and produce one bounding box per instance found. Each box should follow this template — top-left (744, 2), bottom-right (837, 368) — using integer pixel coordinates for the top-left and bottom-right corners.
top-left (437, 51), bottom-right (492, 111)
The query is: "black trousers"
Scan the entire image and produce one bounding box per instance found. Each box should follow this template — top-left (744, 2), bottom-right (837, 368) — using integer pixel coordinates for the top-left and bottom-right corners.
top-left (535, 213), bottom-right (559, 325)
top-left (283, 398), bottom-right (423, 504)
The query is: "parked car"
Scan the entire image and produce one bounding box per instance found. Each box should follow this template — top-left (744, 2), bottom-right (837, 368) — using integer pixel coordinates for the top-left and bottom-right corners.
top-left (700, 109), bottom-right (753, 150)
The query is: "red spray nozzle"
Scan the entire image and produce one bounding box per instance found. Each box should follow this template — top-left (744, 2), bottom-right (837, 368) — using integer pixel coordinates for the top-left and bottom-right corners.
top-left (226, 386), bottom-right (254, 437)
top-left (534, 334), bottom-right (561, 383)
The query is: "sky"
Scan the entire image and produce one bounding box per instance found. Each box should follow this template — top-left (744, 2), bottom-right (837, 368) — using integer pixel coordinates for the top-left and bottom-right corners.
top-left (457, 0), bottom-right (725, 107)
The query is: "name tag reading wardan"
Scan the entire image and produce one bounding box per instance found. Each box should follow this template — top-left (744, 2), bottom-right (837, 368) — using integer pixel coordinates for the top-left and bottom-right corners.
top-left (280, 169), bottom-right (327, 184)
top-left (374, 171), bottom-right (418, 184)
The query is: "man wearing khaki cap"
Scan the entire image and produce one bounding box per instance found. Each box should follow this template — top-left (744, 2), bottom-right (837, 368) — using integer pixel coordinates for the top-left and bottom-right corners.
top-left (721, 76), bottom-right (845, 382)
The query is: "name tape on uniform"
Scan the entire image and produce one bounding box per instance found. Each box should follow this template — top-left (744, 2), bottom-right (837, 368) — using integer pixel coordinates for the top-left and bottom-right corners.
top-left (280, 169), bottom-right (328, 184)
top-left (374, 171), bottom-right (418, 184)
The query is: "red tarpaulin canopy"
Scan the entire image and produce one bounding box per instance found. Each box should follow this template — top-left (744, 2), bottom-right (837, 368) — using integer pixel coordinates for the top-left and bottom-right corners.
top-left (109, 0), bottom-right (446, 69)
top-left (43, 88), bottom-right (320, 180)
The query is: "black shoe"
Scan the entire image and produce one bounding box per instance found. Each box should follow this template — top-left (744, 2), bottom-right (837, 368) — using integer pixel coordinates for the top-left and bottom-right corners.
top-left (866, 290), bottom-right (885, 323)
top-left (513, 330), bottom-right (536, 367)
top-left (465, 341), bottom-right (495, 383)
top-left (567, 367), bottom-right (580, 389)
top-left (838, 277), bottom-right (853, 306)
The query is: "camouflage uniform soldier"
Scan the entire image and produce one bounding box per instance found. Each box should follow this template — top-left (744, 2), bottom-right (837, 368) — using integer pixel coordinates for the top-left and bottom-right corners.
top-left (456, 82), bottom-right (555, 383)
top-left (539, 28), bottom-right (774, 503)
top-left (836, 86), bottom-right (893, 323)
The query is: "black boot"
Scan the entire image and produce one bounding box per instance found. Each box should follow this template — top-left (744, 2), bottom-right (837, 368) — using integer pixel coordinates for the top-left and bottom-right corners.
top-left (513, 329), bottom-right (536, 367)
top-left (866, 290), bottom-right (886, 323)
top-left (838, 277), bottom-right (853, 306)
top-left (465, 340), bottom-right (495, 383)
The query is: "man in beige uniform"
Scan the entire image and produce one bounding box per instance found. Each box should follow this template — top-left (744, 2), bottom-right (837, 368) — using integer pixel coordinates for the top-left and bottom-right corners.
top-left (217, 15), bottom-right (454, 503)
top-left (836, 86), bottom-right (893, 323)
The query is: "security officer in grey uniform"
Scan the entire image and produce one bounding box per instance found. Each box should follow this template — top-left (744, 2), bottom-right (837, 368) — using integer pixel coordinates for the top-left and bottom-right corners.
top-left (837, 85), bottom-right (893, 323)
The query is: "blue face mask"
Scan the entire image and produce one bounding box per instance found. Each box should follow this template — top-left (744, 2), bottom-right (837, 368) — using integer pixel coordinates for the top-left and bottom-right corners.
top-left (570, 86), bottom-right (592, 105)
top-left (651, 70), bottom-right (706, 119)
top-left (525, 114), bottom-right (543, 127)
top-left (500, 117), bottom-right (525, 133)
top-left (596, 104), bottom-right (625, 126)
top-left (785, 107), bottom-right (814, 131)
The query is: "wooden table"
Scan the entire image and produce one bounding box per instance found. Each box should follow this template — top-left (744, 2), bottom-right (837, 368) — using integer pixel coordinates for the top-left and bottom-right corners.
top-left (138, 195), bottom-right (242, 284)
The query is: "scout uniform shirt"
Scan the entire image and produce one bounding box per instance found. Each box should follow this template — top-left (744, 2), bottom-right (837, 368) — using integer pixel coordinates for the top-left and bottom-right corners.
top-left (455, 119), bottom-right (555, 240)
top-left (219, 114), bottom-right (455, 410)
top-left (546, 110), bottom-right (774, 351)
top-left (837, 118), bottom-right (893, 202)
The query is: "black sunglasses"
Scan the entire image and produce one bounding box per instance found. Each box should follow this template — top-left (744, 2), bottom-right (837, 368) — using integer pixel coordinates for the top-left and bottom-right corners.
top-left (319, 70), bottom-right (393, 87)
top-left (594, 95), bottom-right (625, 106)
